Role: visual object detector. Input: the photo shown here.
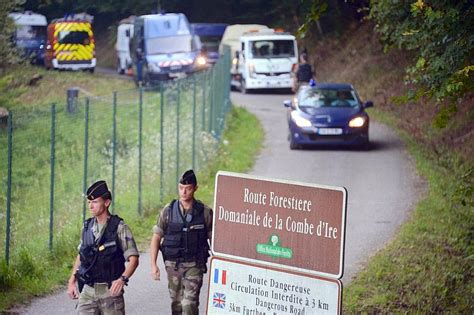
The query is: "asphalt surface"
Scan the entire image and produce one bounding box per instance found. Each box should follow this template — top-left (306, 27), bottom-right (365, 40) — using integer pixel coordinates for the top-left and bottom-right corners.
top-left (15, 89), bottom-right (423, 314)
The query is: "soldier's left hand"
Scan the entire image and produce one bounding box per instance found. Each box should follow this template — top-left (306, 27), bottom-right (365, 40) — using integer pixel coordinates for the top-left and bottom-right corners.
top-left (109, 279), bottom-right (125, 296)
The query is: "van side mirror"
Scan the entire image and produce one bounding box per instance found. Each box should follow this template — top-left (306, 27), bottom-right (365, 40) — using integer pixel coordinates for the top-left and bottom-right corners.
top-left (235, 51), bottom-right (240, 59)
top-left (125, 30), bottom-right (130, 37)
top-left (364, 101), bottom-right (374, 108)
top-left (283, 100), bottom-right (292, 108)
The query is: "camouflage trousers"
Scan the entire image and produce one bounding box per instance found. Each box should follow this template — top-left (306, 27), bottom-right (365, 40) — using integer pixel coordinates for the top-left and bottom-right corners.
top-left (165, 261), bottom-right (204, 315)
top-left (76, 283), bottom-right (125, 315)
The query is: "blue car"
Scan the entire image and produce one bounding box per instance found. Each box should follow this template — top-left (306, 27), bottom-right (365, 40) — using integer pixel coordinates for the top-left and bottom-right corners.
top-left (284, 82), bottom-right (373, 150)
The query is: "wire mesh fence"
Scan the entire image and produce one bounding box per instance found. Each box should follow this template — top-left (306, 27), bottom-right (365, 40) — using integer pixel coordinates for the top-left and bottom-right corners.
top-left (0, 50), bottom-right (231, 265)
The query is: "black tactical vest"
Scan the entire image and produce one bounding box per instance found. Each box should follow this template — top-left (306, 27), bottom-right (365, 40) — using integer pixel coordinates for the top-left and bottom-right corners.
top-left (161, 200), bottom-right (210, 265)
top-left (297, 63), bottom-right (313, 82)
top-left (78, 215), bottom-right (125, 285)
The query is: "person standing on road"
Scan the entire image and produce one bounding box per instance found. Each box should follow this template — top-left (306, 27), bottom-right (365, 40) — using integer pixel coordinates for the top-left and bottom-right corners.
top-left (67, 180), bottom-right (139, 314)
top-left (150, 170), bottom-right (213, 315)
top-left (292, 52), bottom-right (314, 92)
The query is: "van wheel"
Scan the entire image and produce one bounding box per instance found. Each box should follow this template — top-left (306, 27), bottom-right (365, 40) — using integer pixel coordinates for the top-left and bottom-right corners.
top-left (241, 79), bottom-right (248, 94)
top-left (89, 67), bottom-right (95, 74)
top-left (142, 65), bottom-right (151, 87)
top-left (117, 60), bottom-right (124, 75)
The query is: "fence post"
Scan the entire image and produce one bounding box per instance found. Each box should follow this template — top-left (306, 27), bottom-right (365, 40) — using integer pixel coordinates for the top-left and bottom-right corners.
top-left (82, 98), bottom-right (89, 221)
top-left (112, 92), bottom-right (117, 213)
top-left (202, 72), bottom-right (206, 132)
top-left (176, 80), bottom-right (180, 187)
top-left (160, 83), bottom-right (164, 203)
top-left (192, 75), bottom-right (196, 170)
top-left (5, 111), bottom-right (13, 264)
top-left (138, 87), bottom-right (143, 216)
top-left (49, 104), bottom-right (56, 250)
top-left (209, 68), bottom-right (214, 134)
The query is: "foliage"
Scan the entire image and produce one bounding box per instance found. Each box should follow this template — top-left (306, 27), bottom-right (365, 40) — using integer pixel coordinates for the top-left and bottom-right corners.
top-left (370, 0), bottom-right (474, 109)
top-left (0, 0), bottom-right (24, 72)
top-left (344, 108), bottom-right (473, 313)
top-left (296, 0), bottom-right (328, 38)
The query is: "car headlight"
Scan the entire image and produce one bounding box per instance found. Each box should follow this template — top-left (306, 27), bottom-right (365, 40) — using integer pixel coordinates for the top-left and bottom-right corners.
top-left (291, 111), bottom-right (312, 128)
top-left (348, 116), bottom-right (366, 127)
top-left (196, 56), bottom-right (207, 66)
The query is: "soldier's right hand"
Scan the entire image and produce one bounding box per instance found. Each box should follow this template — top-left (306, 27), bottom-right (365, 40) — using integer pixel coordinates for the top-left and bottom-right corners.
top-left (151, 264), bottom-right (160, 281)
top-left (67, 279), bottom-right (79, 299)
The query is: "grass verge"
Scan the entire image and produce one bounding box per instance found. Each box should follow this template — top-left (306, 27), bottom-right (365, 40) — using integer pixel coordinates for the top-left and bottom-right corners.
top-left (0, 105), bottom-right (263, 311)
top-left (343, 108), bottom-right (473, 313)
top-left (0, 64), bottom-right (264, 311)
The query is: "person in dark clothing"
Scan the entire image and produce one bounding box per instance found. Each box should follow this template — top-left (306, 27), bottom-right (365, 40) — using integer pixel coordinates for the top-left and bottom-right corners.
top-left (67, 180), bottom-right (139, 315)
top-left (150, 170), bottom-right (213, 315)
top-left (293, 52), bottom-right (314, 92)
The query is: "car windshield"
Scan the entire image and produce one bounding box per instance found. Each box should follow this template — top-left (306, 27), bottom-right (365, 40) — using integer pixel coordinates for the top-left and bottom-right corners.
top-left (299, 88), bottom-right (359, 108)
top-left (146, 34), bottom-right (193, 54)
top-left (249, 40), bottom-right (295, 58)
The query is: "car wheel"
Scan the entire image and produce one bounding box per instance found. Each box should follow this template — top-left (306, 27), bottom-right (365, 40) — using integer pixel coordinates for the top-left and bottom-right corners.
top-left (241, 79), bottom-right (248, 94)
top-left (89, 67), bottom-right (95, 74)
top-left (360, 136), bottom-right (370, 151)
top-left (289, 139), bottom-right (299, 150)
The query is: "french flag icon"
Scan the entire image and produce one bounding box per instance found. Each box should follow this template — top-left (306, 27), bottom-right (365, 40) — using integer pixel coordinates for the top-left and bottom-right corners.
top-left (213, 268), bottom-right (227, 285)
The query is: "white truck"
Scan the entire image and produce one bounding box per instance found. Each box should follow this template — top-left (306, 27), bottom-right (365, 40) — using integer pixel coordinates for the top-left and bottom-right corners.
top-left (226, 28), bottom-right (298, 93)
top-left (116, 16), bottom-right (134, 75)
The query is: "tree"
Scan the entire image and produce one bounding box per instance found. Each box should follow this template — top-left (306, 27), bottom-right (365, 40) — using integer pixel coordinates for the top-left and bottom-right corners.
top-left (370, 0), bottom-right (474, 109)
top-left (0, 0), bottom-right (24, 72)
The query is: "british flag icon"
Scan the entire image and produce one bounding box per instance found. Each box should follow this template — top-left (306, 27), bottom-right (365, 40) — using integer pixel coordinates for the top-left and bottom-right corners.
top-left (212, 292), bottom-right (226, 309)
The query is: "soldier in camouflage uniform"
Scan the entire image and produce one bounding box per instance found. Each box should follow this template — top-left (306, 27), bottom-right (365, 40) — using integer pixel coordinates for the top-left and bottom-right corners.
top-left (67, 180), bottom-right (139, 315)
top-left (150, 170), bottom-right (213, 315)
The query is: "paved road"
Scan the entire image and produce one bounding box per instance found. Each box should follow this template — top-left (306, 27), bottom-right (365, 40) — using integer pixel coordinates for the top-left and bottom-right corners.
top-left (16, 90), bottom-right (423, 314)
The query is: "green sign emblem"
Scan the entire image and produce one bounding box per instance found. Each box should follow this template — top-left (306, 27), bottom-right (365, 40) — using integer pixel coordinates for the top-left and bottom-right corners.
top-left (256, 234), bottom-right (293, 259)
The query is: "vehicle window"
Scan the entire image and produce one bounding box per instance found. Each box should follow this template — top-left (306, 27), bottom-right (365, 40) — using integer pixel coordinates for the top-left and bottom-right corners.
top-left (59, 31), bottom-right (91, 45)
top-left (16, 25), bottom-right (46, 40)
top-left (147, 34), bottom-right (192, 54)
top-left (299, 88), bottom-right (359, 108)
top-left (249, 40), bottom-right (295, 58)
top-left (200, 35), bottom-right (221, 52)
top-left (330, 90), bottom-right (358, 107)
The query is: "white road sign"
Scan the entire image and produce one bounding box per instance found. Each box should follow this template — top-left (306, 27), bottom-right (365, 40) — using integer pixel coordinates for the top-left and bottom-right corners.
top-left (206, 257), bottom-right (342, 315)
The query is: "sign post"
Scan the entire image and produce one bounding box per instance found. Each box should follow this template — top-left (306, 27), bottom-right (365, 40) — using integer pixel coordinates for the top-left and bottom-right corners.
top-left (212, 171), bottom-right (347, 279)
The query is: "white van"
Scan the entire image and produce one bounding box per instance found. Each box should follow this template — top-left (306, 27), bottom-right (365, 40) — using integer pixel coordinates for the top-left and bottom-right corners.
top-left (231, 29), bottom-right (298, 93)
top-left (116, 16), bottom-right (134, 74)
top-left (8, 11), bottom-right (47, 64)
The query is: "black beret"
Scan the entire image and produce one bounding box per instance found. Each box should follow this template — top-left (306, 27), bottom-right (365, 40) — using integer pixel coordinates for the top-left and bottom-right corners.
top-left (86, 180), bottom-right (110, 200)
top-left (179, 169), bottom-right (197, 185)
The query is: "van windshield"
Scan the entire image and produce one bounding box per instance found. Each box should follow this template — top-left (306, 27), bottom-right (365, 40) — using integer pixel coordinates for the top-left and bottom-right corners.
top-left (59, 31), bottom-right (91, 45)
top-left (250, 40), bottom-right (295, 58)
top-left (146, 34), bottom-right (193, 54)
top-left (199, 35), bottom-right (221, 52)
top-left (15, 25), bottom-right (46, 40)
